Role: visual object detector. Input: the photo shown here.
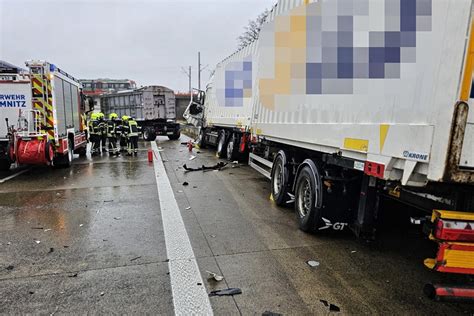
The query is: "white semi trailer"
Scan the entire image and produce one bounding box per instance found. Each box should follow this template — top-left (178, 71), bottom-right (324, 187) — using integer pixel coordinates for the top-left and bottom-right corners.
top-left (185, 0), bottom-right (474, 294)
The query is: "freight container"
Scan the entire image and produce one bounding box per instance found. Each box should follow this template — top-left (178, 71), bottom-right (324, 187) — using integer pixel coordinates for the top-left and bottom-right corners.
top-left (101, 85), bottom-right (180, 140)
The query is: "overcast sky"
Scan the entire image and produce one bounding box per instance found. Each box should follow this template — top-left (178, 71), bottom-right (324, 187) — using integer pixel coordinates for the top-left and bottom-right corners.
top-left (0, 0), bottom-right (274, 92)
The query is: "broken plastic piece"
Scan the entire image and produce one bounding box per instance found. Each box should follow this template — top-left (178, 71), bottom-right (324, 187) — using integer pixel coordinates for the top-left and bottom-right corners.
top-left (209, 288), bottom-right (242, 297)
top-left (206, 271), bottom-right (224, 282)
top-left (307, 260), bottom-right (320, 267)
top-left (183, 162), bottom-right (228, 172)
top-left (185, 207), bottom-right (191, 210)
top-left (100, 292), bottom-right (105, 296)
top-left (34, 240), bottom-right (41, 244)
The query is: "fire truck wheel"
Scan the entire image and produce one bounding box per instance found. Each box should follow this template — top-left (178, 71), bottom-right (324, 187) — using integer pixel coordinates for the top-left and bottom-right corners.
top-left (168, 131), bottom-right (181, 140)
top-left (216, 130), bottom-right (228, 158)
top-left (54, 140), bottom-right (73, 168)
top-left (294, 164), bottom-right (323, 233)
top-left (0, 159), bottom-right (11, 171)
top-left (75, 146), bottom-right (87, 157)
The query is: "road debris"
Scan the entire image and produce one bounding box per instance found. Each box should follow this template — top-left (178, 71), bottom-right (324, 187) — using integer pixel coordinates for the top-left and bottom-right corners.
top-left (183, 182), bottom-right (189, 186)
top-left (5, 265), bottom-right (14, 270)
top-left (29, 291), bottom-right (35, 295)
top-left (209, 288), bottom-right (242, 297)
top-left (68, 273), bottom-right (78, 278)
top-left (34, 240), bottom-right (41, 244)
top-left (351, 251), bottom-right (357, 254)
top-left (185, 207), bottom-right (192, 210)
top-left (79, 224), bottom-right (84, 227)
top-left (183, 162), bottom-right (228, 172)
top-left (206, 271), bottom-right (224, 282)
top-left (48, 248), bottom-right (54, 253)
top-left (210, 234), bottom-right (216, 238)
top-left (189, 155), bottom-right (197, 161)
top-left (44, 229), bottom-right (52, 232)
top-left (100, 292), bottom-right (105, 296)
top-left (320, 300), bottom-right (341, 312)
top-left (262, 311), bottom-right (282, 316)
top-left (130, 256), bottom-right (142, 262)
top-left (307, 260), bottom-right (320, 267)
top-left (113, 217), bottom-right (121, 220)
top-left (177, 190), bottom-right (184, 193)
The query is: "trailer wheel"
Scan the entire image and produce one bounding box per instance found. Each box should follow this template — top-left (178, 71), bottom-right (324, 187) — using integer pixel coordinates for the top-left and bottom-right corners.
top-left (0, 159), bottom-right (11, 171)
top-left (271, 152), bottom-right (291, 206)
top-left (294, 164), bottom-right (323, 232)
top-left (196, 129), bottom-right (206, 148)
top-left (168, 131), bottom-right (181, 140)
top-left (216, 130), bottom-right (227, 158)
top-left (143, 128), bottom-right (156, 141)
top-left (226, 133), bottom-right (240, 161)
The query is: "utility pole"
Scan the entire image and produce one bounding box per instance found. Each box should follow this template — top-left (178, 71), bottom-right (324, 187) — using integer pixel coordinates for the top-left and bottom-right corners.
top-left (198, 52), bottom-right (201, 90)
top-left (181, 66), bottom-right (192, 94)
top-left (197, 52), bottom-right (209, 91)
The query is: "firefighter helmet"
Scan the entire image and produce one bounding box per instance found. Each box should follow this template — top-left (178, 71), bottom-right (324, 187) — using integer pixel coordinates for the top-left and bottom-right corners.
top-left (109, 113), bottom-right (118, 120)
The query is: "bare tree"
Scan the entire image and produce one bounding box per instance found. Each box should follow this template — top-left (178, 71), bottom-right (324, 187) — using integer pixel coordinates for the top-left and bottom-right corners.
top-left (237, 9), bottom-right (270, 49)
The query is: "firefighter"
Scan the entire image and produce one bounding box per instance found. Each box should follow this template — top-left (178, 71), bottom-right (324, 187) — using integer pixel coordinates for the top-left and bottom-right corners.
top-left (118, 116), bottom-right (127, 152)
top-left (107, 113), bottom-right (120, 156)
top-left (97, 112), bottom-right (107, 153)
top-left (124, 116), bottom-right (141, 156)
top-left (88, 113), bottom-right (100, 156)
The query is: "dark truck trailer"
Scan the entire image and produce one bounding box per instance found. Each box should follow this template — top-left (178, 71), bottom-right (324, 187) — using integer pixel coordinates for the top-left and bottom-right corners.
top-left (100, 85), bottom-right (180, 141)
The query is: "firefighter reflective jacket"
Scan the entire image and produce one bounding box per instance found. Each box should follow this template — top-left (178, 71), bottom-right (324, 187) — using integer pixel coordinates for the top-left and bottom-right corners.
top-left (126, 120), bottom-right (140, 137)
top-left (88, 119), bottom-right (100, 136)
top-left (107, 120), bottom-right (117, 138)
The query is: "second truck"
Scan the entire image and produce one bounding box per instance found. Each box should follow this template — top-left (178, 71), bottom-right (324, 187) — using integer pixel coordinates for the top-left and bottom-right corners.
top-left (185, 0), bottom-right (474, 298)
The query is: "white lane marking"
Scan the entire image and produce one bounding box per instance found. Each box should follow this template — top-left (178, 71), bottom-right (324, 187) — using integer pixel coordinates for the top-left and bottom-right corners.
top-left (151, 142), bottom-right (213, 316)
top-left (0, 168), bottom-right (31, 184)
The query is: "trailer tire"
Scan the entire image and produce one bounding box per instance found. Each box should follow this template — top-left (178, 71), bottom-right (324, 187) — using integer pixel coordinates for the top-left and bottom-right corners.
top-left (168, 131), bottom-right (181, 140)
top-left (216, 130), bottom-right (227, 158)
top-left (143, 128), bottom-right (156, 141)
top-left (271, 151), bottom-right (291, 206)
top-left (226, 133), bottom-right (240, 161)
top-left (196, 129), bottom-right (206, 148)
top-left (294, 164), bottom-right (323, 233)
top-left (0, 159), bottom-right (11, 171)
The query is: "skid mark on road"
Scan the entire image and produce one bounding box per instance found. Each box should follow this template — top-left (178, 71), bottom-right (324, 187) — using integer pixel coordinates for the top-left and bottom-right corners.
top-left (151, 141), bottom-right (213, 315)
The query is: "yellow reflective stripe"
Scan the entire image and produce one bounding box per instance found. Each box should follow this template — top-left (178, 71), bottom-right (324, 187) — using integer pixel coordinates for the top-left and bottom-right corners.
top-left (433, 209), bottom-right (474, 221)
top-left (460, 20), bottom-right (474, 101)
top-left (344, 138), bottom-right (369, 152)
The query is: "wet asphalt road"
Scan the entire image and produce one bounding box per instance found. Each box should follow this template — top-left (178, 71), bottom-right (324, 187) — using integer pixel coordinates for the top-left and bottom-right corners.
top-left (0, 136), bottom-right (473, 315)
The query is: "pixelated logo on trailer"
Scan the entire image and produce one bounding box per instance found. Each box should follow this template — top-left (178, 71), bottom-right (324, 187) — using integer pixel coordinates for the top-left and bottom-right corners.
top-left (217, 56), bottom-right (252, 107)
top-left (259, 0), bottom-right (432, 109)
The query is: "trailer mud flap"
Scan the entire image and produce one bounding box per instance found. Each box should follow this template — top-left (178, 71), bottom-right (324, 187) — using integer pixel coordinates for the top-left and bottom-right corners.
top-left (424, 210), bottom-right (474, 275)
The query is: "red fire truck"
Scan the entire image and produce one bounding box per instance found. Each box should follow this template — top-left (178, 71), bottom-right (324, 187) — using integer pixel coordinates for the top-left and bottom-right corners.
top-left (3, 60), bottom-right (89, 169)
